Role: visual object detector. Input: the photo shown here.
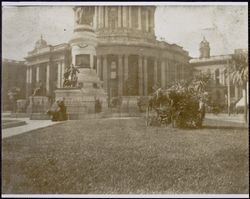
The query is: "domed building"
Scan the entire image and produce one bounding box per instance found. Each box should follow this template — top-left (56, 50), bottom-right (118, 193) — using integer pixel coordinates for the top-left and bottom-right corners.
top-left (24, 6), bottom-right (191, 109)
top-left (25, 35), bottom-right (71, 99)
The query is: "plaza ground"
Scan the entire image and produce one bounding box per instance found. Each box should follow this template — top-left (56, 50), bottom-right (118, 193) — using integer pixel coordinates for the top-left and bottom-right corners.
top-left (2, 117), bottom-right (249, 194)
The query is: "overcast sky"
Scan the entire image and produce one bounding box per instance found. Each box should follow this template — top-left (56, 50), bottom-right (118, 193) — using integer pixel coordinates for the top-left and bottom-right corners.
top-left (2, 4), bottom-right (248, 60)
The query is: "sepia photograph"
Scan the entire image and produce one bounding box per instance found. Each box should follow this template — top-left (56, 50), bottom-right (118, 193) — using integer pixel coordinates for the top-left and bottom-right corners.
top-left (1, 1), bottom-right (249, 198)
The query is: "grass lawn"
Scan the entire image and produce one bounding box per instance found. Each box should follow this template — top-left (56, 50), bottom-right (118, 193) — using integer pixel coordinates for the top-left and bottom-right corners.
top-left (2, 117), bottom-right (249, 194)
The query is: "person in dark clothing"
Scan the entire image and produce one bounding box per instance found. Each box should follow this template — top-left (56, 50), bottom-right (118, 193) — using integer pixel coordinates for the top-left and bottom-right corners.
top-left (58, 100), bottom-right (68, 121)
top-left (47, 99), bottom-right (67, 121)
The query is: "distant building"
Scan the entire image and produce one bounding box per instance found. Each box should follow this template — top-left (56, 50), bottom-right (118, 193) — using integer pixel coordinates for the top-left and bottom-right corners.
top-left (24, 36), bottom-right (71, 99)
top-left (190, 37), bottom-right (246, 109)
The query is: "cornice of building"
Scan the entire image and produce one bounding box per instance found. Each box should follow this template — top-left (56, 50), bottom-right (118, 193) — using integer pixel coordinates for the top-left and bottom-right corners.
top-left (190, 54), bottom-right (233, 64)
top-left (2, 58), bottom-right (25, 64)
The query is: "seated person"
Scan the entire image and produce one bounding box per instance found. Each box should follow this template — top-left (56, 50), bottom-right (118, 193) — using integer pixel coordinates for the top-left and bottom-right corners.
top-left (47, 99), bottom-right (67, 121)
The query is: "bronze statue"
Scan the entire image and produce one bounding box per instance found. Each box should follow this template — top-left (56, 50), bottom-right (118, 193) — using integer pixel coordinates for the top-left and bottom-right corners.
top-left (63, 64), bottom-right (80, 88)
top-left (75, 7), bottom-right (94, 26)
top-left (32, 80), bottom-right (43, 96)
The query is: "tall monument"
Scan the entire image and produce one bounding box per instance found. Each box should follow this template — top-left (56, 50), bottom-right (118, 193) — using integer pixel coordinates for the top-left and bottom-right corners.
top-left (55, 6), bottom-right (107, 119)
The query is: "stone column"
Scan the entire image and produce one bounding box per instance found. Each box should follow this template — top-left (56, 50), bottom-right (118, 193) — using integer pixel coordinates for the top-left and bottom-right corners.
top-left (227, 62), bottom-right (231, 115)
top-left (138, 7), bottom-right (142, 30)
top-left (145, 9), bottom-right (149, 32)
top-left (122, 6), bottom-right (127, 28)
top-left (123, 54), bottom-right (129, 95)
top-left (118, 6), bottom-right (122, 27)
top-left (26, 67), bottom-right (30, 98)
top-left (93, 6), bottom-right (98, 30)
top-left (149, 9), bottom-right (154, 33)
top-left (36, 66), bottom-right (40, 82)
top-left (105, 6), bottom-right (108, 28)
top-left (138, 55), bottom-right (143, 96)
top-left (103, 55), bottom-right (108, 91)
top-left (166, 61), bottom-right (169, 87)
top-left (154, 58), bottom-right (158, 85)
top-left (161, 60), bottom-right (166, 88)
top-left (46, 63), bottom-right (50, 95)
top-left (234, 85), bottom-right (239, 101)
top-left (57, 62), bottom-right (61, 88)
top-left (90, 55), bottom-right (94, 69)
top-left (128, 6), bottom-right (132, 28)
top-left (61, 61), bottom-right (65, 88)
top-left (118, 55), bottom-right (123, 96)
top-left (98, 6), bottom-right (102, 28)
top-left (97, 56), bottom-right (101, 78)
top-left (124, 54), bottom-right (129, 83)
top-left (29, 67), bottom-right (33, 89)
top-left (26, 67), bottom-right (29, 84)
top-left (143, 57), bottom-right (148, 96)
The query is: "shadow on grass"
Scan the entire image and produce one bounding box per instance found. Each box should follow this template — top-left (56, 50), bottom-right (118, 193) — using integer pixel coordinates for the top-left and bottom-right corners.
top-left (201, 125), bottom-right (248, 130)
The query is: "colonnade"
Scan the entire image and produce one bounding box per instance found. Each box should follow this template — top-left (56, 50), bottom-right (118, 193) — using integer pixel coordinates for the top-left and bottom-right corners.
top-left (96, 54), bottom-right (187, 97)
top-left (26, 61), bottom-right (65, 97)
top-left (95, 6), bottom-right (154, 33)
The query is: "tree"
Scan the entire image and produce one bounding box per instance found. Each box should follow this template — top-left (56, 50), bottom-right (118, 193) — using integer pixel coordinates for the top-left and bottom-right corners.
top-left (230, 51), bottom-right (248, 123)
top-left (7, 87), bottom-right (21, 113)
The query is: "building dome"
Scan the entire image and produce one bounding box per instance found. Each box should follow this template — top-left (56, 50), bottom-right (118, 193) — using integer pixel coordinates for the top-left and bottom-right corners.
top-left (35, 35), bottom-right (48, 49)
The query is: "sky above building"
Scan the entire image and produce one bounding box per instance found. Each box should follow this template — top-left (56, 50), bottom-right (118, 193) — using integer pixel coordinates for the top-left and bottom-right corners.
top-left (2, 4), bottom-right (248, 60)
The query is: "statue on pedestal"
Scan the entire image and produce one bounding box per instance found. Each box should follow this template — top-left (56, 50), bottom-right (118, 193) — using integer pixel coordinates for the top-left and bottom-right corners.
top-left (63, 64), bottom-right (80, 88)
top-left (32, 80), bottom-right (43, 96)
top-left (75, 7), bottom-right (94, 26)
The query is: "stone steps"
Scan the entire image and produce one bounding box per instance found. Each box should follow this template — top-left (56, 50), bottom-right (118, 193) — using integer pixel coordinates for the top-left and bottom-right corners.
top-left (2, 120), bottom-right (27, 129)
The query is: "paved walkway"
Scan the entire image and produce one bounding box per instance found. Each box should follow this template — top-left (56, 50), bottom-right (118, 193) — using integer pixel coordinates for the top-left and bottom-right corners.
top-left (205, 113), bottom-right (246, 124)
top-left (2, 117), bottom-right (63, 139)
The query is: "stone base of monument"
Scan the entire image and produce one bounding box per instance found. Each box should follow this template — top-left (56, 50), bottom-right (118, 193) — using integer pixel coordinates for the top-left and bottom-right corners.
top-left (16, 99), bottom-right (28, 113)
top-left (120, 96), bottom-right (141, 113)
top-left (55, 87), bottom-right (108, 120)
top-left (26, 96), bottom-right (51, 120)
top-left (30, 113), bottom-right (51, 120)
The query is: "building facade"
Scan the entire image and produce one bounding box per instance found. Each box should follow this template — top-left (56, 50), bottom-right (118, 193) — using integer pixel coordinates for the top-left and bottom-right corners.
top-left (24, 6), bottom-right (191, 102)
top-left (94, 6), bottom-right (191, 98)
top-left (24, 36), bottom-right (71, 99)
top-left (190, 37), bottom-right (245, 109)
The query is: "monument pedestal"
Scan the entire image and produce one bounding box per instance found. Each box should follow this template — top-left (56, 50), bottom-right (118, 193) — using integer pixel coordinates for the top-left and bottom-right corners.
top-left (55, 88), bottom-right (108, 120)
top-left (26, 96), bottom-right (51, 120)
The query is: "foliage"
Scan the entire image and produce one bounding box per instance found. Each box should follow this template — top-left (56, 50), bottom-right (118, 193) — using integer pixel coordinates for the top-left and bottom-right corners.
top-left (147, 74), bottom-right (210, 128)
top-left (137, 96), bottom-right (149, 112)
top-left (230, 51), bottom-right (248, 123)
top-left (230, 52), bottom-right (248, 86)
